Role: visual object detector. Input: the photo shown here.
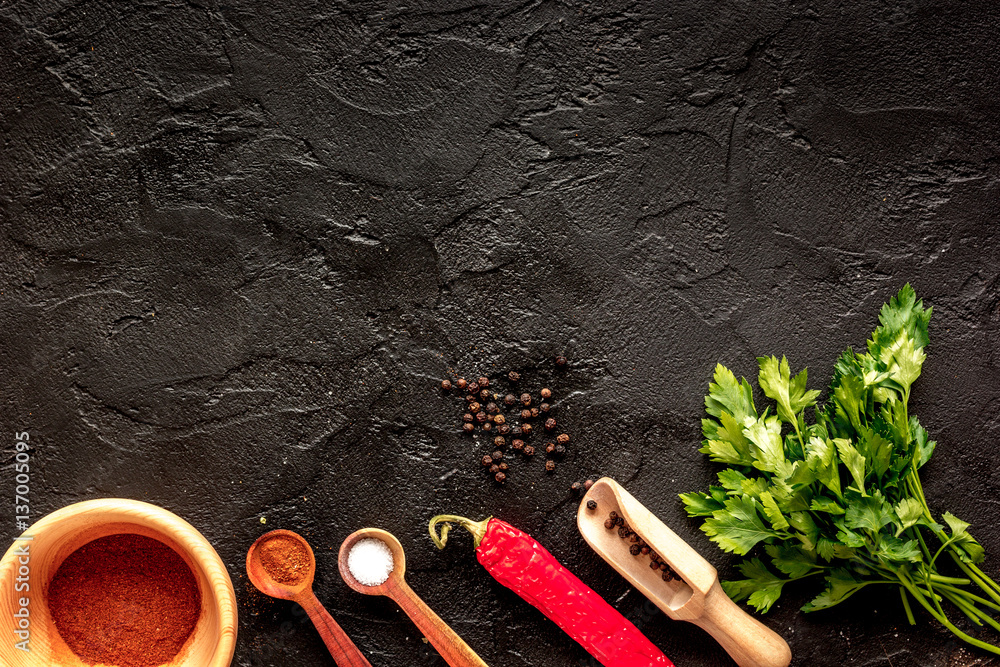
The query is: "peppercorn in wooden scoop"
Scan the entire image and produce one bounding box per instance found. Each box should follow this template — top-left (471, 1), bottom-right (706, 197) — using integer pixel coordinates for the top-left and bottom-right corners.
top-left (577, 478), bottom-right (792, 667)
top-left (246, 530), bottom-right (373, 667)
top-left (338, 528), bottom-right (490, 667)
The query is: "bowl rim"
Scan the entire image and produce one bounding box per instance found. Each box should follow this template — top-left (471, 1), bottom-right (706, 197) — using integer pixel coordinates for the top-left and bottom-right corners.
top-left (0, 497), bottom-right (238, 667)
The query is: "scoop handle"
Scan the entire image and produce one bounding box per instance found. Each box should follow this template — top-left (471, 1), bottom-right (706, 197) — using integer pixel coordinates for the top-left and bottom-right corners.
top-left (388, 578), bottom-right (490, 667)
top-left (691, 581), bottom-right (791, 667)
top-left (298, 590), bottom-right (374, 667)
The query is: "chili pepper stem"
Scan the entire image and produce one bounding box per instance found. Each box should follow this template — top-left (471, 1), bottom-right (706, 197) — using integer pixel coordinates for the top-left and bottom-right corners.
top-left (429, 515), bottom-right (492, 550)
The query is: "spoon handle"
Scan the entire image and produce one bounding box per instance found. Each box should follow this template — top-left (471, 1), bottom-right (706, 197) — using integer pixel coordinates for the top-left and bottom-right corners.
top-left (389, 579), bottom-right (490, 667)
top-left (298, 590), bottom-right (374, 667)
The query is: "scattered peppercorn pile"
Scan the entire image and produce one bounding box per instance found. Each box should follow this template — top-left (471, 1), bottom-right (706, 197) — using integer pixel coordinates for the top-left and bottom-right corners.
top-left (596, 507), bottom-right (679, 583)
top-left (441, 357), bottom-right (572, 484)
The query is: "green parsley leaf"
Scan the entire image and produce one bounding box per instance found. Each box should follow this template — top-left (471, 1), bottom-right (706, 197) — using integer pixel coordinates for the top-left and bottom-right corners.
top-left (845, 492), bottom-right (893, 534)
top-left (894, 498), bottom-right (925, 536)
top-left (758, 356), bottom-right (821, 426)
top-left (801, 569), bottom-right (871, 612)
top-left (679, 492), bottom-right (724, 517)
top-left (743, 415), bottom-right (792, 476)
top-left (722, 558), bottom-right (787, 613)
top-left (702, 495), bottom-right (780, 555)
top-left (834, 438), bottom-right (867, 496)
top-left (760, 491), bottom-right (790, 530)
top-left (705, 364), bottom-right (757, 424)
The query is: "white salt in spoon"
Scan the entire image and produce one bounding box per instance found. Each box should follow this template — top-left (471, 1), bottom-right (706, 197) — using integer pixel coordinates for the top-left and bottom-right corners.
top-left (338, 528), bottom-right (490, 667)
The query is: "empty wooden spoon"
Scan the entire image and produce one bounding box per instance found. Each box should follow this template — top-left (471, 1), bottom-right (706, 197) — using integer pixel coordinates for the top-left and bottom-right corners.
top-left (578, 478), bottom-right (791, 667)
top-left (338, 528), bottom-right (489, 667)
top-left (246, 529), bottom-right (373, 667)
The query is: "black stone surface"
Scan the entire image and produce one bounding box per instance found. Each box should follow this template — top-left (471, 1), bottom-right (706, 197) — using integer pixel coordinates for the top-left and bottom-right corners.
top-left (2, 2), bottom-right (999, 666)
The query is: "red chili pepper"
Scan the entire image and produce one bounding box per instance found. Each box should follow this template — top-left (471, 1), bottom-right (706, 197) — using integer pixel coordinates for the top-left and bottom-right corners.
top-left (429, 514), bottom-right (674, 667)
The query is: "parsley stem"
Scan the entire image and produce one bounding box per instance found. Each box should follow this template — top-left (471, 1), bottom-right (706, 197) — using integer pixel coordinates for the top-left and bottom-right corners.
top-left (927, 573), bottom-right (970, 586)
top-left (935, 584), bottom-right (1000, 615)
top-left (943, 589), bottom-right (984, 627)
top-left (899, 575), bottom-right (1000, 655)
top-left (966, 561), bottom-right (1000, 598)
top-left (950, 554), bottom-right (1000, 607)
top-left (899, 586), bottom-right (916, 625)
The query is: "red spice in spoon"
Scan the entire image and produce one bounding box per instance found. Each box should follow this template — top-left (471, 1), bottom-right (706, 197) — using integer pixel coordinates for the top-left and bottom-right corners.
top-left (257, 533), bottom-right (311, 586)
top-left (48, 533), bottom-right (201, 667)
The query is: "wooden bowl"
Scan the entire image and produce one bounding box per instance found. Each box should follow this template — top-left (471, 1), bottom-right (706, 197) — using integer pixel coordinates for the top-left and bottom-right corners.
top-left (0, 498), bottom-right (237, 667)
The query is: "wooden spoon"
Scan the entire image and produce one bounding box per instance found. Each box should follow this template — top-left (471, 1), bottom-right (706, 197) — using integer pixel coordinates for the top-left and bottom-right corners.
top-left (246, 529), bottom-right (373, 667)
top-left (578, 478), bottom-right (792, 667)
top-left (338, 528), bottom-right (490, 667)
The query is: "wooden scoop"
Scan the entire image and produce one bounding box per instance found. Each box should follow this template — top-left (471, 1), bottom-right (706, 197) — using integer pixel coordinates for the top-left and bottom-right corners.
top-left (246, 529), bottom-right (373, 667)
top-left (578, 478), bottom-right (791, 667)
top-left (338, 528), bottom-right (490, 667)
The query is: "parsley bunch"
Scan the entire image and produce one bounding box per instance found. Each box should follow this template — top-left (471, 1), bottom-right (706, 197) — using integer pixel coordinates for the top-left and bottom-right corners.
top-left (680, 285), bottom-right (1000, 655)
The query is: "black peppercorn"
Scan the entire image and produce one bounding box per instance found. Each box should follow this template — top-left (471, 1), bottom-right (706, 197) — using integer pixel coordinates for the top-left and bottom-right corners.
top-left (530, 407), bottom-right (540, 418)
top-left (462, 423), bottom-right (475, 434)
top-left (476, 412), bottom-right (488, 423)
top-left (481, 455), bottom-right (493, 467)
top-left (630, 544), bottom-right (641, 556)
top-left (486, 402), bottom-right (499, 414)
top-left (544, 418), bottom-right (557, 431)
top-left (554, 444), bottom-right (566, 456)
top-left (583, 479), bottom-right (594, 491)
top-left (523, 445), bottom-right (535, 456)
top-left (556, 433), bottom-right (570, 445)
top-left (480, 389), bottom-right (491, 400)
top-left (495, 471), bottom-right (506, 483)
top-left (629, 533), bottom-right (640, 544)
top-left (520, 393), bottom-right (531, 406)
top-left (604, 518), bottom-right (615, 529)
top-left (499, 461), bottom-right (509, 471)
top-left (492, 450), bottom-right (503, 461)
top-left (497, 424), bottom-right (511, 435)
top-left (618, 526), bottom-right (630, 539)
top-left (555, 356), bottom-right (567, 367)
top-left (508, 371), bottom-right (520, 382)
top-left (482, 422), bottom-right (492, 431)
top-left (504, 394), bottom-right (517, 406)
top-left (465, 394), bottom-right (476, 403)
top-left (468, 381), bottom-right (480, 394)
top-left (587, 500), bottom-right (598, 511)
top-left (520, 409), bottom-right (532, 420)
top-left (441, 379), bottom-right (452, 391)
top-left (521, 423), bottom-right (532, 436)
top-left (545, 460), bottom-right (556, 472)
top-left (570, 481), bottom-right (582, 493)
top-left (490, 464), bottom-right (500, 474)
top-left (478, 376), bottom-right (489, 388)
top-left (641, 546), bottom-right (650, 555)
top-left (494, 414), bottom-right (506, 425)
top-left (539, 402), bottom-right (551, 413)
top-left (609, 511), bottom-right (619, 521)
top-left (510, 425), bottom-right (522, 437)
top-left (540, 388), bottom-right (552, 399)
top-left (462, 413), bottom-right (474, 423)
top-left (649, 560), bottom-right (659, 570)
top-left (469, 402), bottom-right (481, 414)
top-left (456, 378), bottom-right (468, 390)
top-left (662, 572), bottom-right (673, 582)
top-left (545, 442), bottom-right (555, 454)
top-left (494, 436), bottom-right (506, 447)
top-left (511, 439), bottom-right (524, 450)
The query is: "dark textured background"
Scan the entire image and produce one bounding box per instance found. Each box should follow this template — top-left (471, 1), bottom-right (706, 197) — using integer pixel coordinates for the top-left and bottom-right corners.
top-left (2, 1), bottom-right (1000, 666)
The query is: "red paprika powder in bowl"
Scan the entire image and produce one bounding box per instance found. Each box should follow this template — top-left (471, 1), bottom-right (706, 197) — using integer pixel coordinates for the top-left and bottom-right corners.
top-left (0, 498), bottom-right (237, 667)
